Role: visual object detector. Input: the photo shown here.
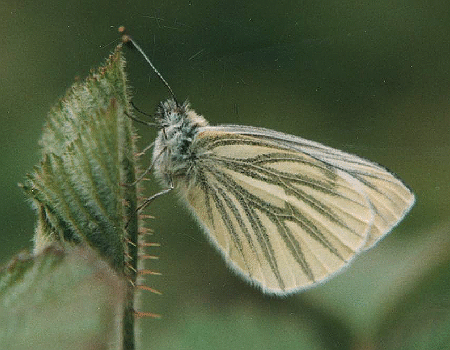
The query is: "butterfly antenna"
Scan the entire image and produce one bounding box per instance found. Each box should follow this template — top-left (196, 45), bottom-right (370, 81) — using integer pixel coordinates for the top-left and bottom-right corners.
top-left (120, 28), bottom-right (179, 106)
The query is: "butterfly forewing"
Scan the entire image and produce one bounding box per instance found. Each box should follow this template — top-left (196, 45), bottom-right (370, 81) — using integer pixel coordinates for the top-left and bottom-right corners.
top-left (173, 126), bottom-right (415, 295)
top-left (206, 126), bottom-right (415, 251)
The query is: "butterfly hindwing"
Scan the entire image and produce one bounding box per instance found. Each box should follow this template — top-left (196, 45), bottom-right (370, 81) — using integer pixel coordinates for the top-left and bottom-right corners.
top-left (173, 126), bottom-right (415, 294)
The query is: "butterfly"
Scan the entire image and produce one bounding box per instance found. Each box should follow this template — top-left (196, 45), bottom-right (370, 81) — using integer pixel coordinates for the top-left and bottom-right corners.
top-left (123, 34), bottom-right (415, 295)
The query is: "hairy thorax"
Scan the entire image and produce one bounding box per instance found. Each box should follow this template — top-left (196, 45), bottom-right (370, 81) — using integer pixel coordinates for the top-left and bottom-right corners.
top-left (152, 99), bottom-right (208, 186)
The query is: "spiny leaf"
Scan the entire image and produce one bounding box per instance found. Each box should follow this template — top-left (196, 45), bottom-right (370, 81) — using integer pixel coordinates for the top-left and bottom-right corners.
top-left (20, 45), bottom-right (139, 273)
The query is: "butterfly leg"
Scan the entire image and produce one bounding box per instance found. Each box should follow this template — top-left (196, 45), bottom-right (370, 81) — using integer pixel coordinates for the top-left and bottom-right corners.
top-left (125, 100), bottom-right (156, 126)
top-left (125, 110), bottom-right (155, 127)
top-left (130, 101), bottom-right (155, 119)
top-left (123, 144), bottom-right (167, 187)
top-left (137, 177), bottom-right (174, 212)
top-left (136, 141), bottom-right (155, 158)
top-left (124, 177), bottom-right (173, 229)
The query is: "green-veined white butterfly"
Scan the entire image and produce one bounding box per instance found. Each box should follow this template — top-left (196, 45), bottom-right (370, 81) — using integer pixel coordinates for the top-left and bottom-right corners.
top-left (124, 34), bottom-right (415, 295)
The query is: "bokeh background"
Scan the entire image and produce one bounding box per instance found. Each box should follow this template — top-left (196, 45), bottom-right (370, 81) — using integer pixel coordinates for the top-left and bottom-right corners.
top-left (2, 1), bottom-right (450, 349)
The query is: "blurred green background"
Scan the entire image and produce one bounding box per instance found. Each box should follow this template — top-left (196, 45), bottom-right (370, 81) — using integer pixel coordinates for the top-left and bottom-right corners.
top-left (2, 1), bottom-right (450, 349)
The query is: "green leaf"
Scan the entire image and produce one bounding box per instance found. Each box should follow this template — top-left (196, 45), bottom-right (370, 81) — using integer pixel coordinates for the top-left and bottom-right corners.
top-left (19, 44), bottom-right (142, 349)
top-left (20, 45), bottom-right (138, 273)
top-left (0, 244), bottom-right (126, 350)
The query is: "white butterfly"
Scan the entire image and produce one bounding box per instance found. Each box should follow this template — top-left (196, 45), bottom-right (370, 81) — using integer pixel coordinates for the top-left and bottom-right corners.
top-left (125, 35), bottom-right (415, 295)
